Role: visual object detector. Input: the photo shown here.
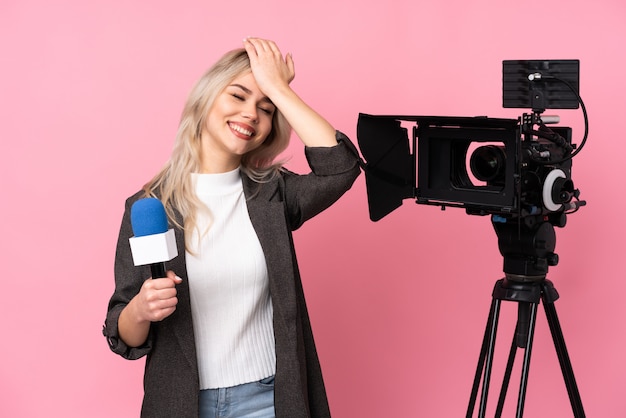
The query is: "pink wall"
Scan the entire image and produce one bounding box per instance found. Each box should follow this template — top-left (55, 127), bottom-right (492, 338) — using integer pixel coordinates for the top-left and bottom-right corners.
top-left (1, 0), bottom-right (624, 416)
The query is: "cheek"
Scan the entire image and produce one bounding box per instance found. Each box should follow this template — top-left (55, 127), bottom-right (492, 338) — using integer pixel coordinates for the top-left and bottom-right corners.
top-left (203, 114), bottom-right (218, 137)
top-left (256, 116), bottom-right (273, 140)
top-left (205, 105), bottom-right (222, 128)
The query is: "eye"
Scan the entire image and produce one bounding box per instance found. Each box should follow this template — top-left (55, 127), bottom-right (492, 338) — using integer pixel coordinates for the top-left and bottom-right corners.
top-left (259, 106), bottom-right (275, 115)
top-left (231, 93), bottom-right (245, 101)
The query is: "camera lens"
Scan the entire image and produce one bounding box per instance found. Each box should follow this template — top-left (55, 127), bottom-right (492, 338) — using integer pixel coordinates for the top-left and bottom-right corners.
top-left (470, 145), bottom-right (506, 183)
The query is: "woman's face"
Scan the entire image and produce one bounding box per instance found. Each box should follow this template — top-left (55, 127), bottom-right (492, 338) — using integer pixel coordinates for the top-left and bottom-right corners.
top-left (200, 71), bottom-right (276, 172)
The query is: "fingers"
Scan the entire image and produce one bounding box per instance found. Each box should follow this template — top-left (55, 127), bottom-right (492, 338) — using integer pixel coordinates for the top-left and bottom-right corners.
top-left (243, 37), bottom-right (291, 68)
top-left (285, 52), bottom-right (295, 83)
top-left (244, 37), bottom-right (280, 55)
top-left (137, 272), bottom-right (182, 322)
top-left (243, 37), bottom-right (295, 89)
top-left (158, 270), bottom-right (182, 285)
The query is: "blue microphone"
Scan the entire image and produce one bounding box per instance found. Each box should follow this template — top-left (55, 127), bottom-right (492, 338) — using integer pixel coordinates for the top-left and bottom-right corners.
top-left (129, 198), bottom-right (178, 279)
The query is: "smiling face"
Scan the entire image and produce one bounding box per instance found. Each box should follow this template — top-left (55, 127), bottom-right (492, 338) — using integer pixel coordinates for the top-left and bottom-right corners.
top-left (200, 71), bottom-right (276, 173)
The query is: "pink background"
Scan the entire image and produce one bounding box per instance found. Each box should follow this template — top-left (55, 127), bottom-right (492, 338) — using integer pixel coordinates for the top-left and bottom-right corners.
top-left (2, 0), bottom-right (624, 416)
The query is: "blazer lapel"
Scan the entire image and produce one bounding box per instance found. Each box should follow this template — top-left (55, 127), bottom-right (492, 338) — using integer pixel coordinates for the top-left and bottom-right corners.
top-left (168, 210), bottom-right (199, 372)
top-left (242, 174), bottom-right (298, 330)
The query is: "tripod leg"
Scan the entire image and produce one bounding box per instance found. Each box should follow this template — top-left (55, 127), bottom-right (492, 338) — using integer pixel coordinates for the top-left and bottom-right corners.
top-left (516, 301), bottom-right (539, 418)
top-left (467, 300), bottom-right (493, 418)
top-left (541, 285), bottom-right (586, 417)
top-left (495, 300), bottom-right (532, 415)
top-left (467, 297), bottom-right (501, 418)
top-left (466, 298), bottom-right (501, 418)
top-left (479, 298), bottom-right (501, 417)
top-left (495, 328), bottom-right (520, 417)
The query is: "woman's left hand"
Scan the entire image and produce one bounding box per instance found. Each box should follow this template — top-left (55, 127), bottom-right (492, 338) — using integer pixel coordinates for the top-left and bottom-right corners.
top-left (243, 37), bottom-right (295, 98)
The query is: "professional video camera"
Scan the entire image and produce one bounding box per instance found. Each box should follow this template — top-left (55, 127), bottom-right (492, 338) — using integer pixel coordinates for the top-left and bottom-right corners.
top-left (357, 60), bottom-right (589, 416)
top-left (357, 59), bottom-right (587, 226)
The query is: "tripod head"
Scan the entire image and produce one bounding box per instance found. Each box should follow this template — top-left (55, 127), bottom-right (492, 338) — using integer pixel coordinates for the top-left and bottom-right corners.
top-left (492, 214), bottom-right (564, 283)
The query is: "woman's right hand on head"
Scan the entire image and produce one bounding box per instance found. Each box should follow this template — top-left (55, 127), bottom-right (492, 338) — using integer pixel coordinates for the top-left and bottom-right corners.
top-left (243, 37), bottom-right (294, 99)
top-left (133, 271), bottom-right (183, 322)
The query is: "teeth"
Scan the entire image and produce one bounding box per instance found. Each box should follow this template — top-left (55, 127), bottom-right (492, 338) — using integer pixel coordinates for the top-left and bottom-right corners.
top-left (230, 123), bottom-right (253, 136)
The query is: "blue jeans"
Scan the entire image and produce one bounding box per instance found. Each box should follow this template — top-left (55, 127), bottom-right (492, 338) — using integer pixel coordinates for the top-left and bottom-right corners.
top-left (199, 376), bottom-right (276, 418)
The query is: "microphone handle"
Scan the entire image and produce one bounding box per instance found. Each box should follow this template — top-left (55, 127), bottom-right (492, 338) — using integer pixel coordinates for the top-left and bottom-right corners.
top-left (150, 263), bottom-right (167, 279)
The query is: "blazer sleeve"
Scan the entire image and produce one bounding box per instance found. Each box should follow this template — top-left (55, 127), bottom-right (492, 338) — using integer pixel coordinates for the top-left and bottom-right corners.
top-left (102, 191), bottom-right (155, 360)
top-left (282, 130), bottom-right (362, 230)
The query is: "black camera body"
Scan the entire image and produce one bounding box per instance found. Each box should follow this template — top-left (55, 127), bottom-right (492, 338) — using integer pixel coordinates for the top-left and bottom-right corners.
top-left (357, 60), bottom-right (584, 225)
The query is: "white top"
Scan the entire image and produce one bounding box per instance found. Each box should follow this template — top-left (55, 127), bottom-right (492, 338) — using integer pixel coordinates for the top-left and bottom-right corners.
top-left (186, 168), bottom-right (276, 389)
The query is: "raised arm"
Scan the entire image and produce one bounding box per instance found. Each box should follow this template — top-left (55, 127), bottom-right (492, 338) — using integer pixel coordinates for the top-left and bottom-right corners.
top-left (243, 37), bottom-right (338, 148)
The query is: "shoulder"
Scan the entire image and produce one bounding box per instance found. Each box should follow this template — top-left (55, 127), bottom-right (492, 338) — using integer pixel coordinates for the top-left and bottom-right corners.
top-left (125, 189), bottom-right (147, 203)
top-left (123, 188), bottom-right (158, 210)
top-left (240, 169), bottom-right (286, 201)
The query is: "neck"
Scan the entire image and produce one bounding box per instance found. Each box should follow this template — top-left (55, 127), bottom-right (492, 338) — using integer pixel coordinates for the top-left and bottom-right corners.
top-left (200, 155), bottom-right (242, 174)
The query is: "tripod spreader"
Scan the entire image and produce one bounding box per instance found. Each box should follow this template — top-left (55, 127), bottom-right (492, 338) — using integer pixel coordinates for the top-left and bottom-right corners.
top-left (493, 278), bottom-right (559, 349)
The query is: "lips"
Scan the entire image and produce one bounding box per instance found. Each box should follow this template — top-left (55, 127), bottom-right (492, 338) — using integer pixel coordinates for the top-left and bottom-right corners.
top-left (228, 122), bottom-right (256, 139)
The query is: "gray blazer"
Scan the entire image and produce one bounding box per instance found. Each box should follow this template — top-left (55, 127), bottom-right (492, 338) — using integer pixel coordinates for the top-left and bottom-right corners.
top-left (103, 133), bottom-right (361, 417)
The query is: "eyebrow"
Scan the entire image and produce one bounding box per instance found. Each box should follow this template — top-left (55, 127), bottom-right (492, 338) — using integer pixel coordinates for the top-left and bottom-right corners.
top-left (229, 84), bottom-right (275, 106)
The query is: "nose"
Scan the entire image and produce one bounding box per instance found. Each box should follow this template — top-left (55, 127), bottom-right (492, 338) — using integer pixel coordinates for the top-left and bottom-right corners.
top-left (242, 103), bottom-right (258, 123)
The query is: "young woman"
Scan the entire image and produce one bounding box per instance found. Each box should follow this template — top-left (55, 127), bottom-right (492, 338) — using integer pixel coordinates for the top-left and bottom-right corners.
top-left (103, 38), bottom-right (361, 418)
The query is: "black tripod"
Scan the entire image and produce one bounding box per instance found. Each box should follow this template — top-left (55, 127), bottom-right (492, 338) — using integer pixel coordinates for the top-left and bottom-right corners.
top-left (466, 217), bottom-right (585, 417)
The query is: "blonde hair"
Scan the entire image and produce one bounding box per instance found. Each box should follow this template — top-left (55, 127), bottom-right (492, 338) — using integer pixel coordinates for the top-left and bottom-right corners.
top-left (143, 48), bottom-right (292, 248)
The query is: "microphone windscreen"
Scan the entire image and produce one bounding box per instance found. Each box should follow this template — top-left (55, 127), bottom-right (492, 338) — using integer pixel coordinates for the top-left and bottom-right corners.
top-left (130, 198), bottom-right (169, 237)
